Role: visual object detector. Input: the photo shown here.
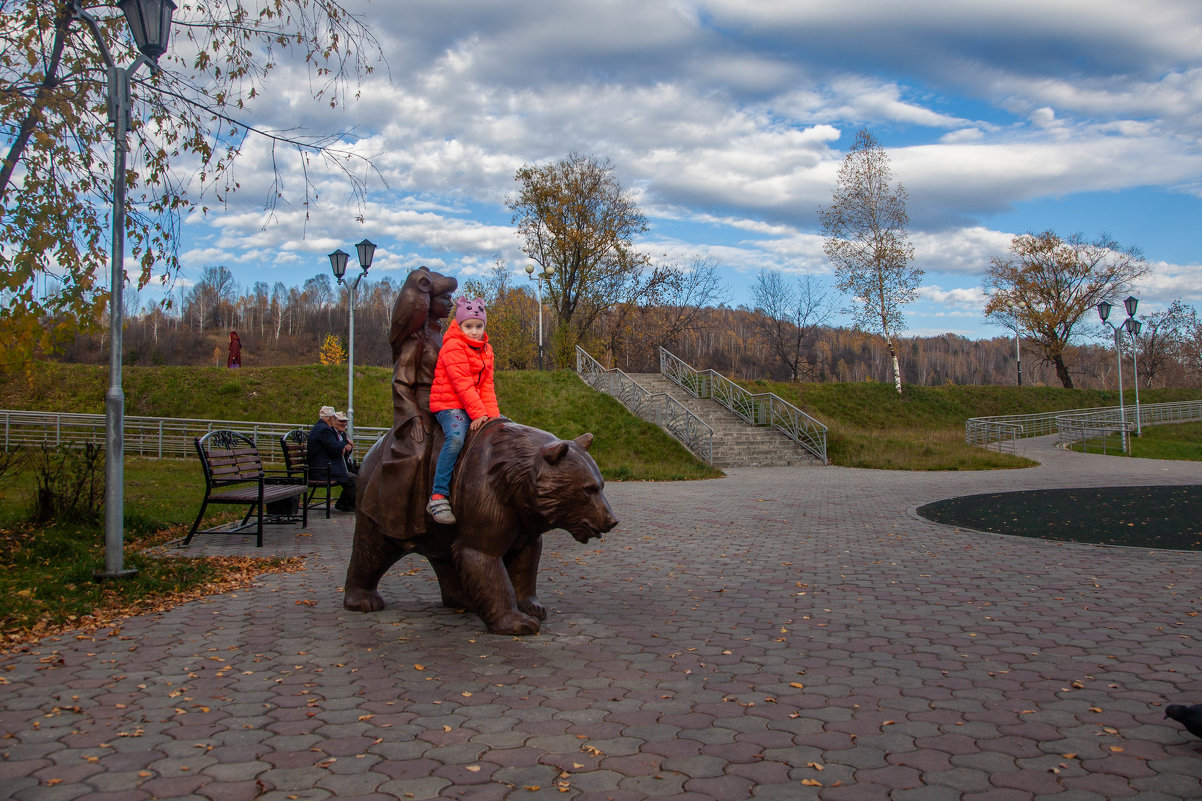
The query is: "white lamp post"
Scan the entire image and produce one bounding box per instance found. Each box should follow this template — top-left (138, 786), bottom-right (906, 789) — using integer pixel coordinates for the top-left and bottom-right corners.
top-left (1012, 300), bottom-right (1027, 386)
top-left (524, 263), bottom-right (556, 369)
top-left (74, 0), bottom-right (177, 580)
top-left (1123, 303), bottom-right (1142, 437)
top-left (329, 239), bottom-right (374, 441)
top-left (1097, 296), bottom-right (1140, 452)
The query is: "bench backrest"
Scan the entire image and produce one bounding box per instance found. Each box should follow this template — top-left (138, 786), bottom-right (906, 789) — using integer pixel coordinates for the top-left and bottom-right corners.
top-left (280, 428), bottom-right (308, 478)
top-left (196, 430), bottom-right (264, 487)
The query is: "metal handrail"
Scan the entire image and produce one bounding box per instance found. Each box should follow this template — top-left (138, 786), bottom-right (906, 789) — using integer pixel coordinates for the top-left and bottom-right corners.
top-left (0, 409), bottom-right (389, 465)
top-left (966, 400), bottom-right (1202, 453)
top-left (965, 420), bottom-right (1024, 454)
top-left (659, 347), bottom-right (828, 465)
top-left (1056, 415), bottom-right (1132, 455)
top-left (575, 347), bottom-right (714, 464)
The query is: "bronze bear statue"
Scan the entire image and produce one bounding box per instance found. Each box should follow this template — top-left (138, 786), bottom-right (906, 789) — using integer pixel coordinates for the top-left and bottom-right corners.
top-left (343, 418), bottom-right (619, 635)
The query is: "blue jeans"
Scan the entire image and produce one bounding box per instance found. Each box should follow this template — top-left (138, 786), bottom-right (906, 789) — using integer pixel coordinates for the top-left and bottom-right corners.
top-left (432, 409), bottom-right (469, 497)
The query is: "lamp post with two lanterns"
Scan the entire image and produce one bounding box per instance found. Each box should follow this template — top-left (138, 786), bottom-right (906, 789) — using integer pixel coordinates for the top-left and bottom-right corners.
top-left (524, 263), bottom-right (556, 370)
top-left (328, 240), bottom-right (376, 442)
top-left (1097, 295), bottom-right (1142, 451)
top-left (76, 0), bottom-right (177, 580)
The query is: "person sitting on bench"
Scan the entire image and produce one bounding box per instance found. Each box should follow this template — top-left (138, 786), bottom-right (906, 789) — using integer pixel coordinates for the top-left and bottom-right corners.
top-left (307, 405), bottom-right (356, 512)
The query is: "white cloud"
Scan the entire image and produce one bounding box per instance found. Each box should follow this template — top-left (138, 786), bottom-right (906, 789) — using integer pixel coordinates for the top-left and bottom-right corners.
top-left (165, 0), bottom-right (1202, 340)
top-left (920, 285), bottom-right (988, 309)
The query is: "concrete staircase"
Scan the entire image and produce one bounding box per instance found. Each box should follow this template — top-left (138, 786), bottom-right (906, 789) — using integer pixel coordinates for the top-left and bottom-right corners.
top-left (626, 373), bottom-right (821, 468)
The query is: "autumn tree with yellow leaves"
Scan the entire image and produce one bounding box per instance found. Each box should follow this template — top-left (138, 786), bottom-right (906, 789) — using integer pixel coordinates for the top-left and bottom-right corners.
top-left (983, 231), bottom-right (1148, 388)
top-left (318, 334), bottom-right (346, 365)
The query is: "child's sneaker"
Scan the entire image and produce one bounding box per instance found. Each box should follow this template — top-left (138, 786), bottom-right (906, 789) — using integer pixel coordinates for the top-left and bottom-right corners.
top-left (426, 496), bottom-right (456, 524)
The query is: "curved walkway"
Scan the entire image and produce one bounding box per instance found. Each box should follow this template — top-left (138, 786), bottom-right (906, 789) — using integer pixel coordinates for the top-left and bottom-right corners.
top-left (2, 436), bottom-right (1201, 800)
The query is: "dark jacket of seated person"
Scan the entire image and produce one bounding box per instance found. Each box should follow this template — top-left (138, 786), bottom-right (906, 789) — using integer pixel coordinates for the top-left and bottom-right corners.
top-left (307, 415), bottom-right (355, 508)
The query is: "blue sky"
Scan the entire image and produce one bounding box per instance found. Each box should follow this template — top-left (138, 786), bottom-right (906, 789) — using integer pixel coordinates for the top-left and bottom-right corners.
top-left (151, 0), bottom-right (1202, 341)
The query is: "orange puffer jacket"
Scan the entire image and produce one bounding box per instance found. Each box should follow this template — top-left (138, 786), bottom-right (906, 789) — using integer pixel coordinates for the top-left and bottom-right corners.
top-left (429, 320), bottom-right (500, 419)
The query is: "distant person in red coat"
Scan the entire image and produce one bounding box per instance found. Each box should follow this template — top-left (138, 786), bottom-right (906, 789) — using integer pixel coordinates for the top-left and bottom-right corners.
top-left (426, 297), bottom-right (499, 524)
top-left (227, 331), bottom-right (242, 368)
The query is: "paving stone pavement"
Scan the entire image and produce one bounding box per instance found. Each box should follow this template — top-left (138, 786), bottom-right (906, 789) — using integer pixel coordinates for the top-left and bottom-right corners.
top-left (3, 436), bottom-right (1202, 800)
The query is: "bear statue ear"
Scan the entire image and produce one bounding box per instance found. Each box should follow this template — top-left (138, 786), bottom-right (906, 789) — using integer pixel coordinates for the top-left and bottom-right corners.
top-left (573, 433), bottom-right (594, 452)
top-left (541, 441), bottom-right (569, 465)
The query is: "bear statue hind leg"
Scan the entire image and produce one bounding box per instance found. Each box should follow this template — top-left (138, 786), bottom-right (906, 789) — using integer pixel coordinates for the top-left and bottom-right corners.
top-left (343, 516), bottom-right (406, 613)
top-left (426, 554), bottom-right (476, 612)
top-left (344, 586), bottom-right (387, 613)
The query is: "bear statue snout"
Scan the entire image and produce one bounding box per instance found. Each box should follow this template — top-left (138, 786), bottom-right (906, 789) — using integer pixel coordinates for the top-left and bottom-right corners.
top-left (600, 510), bottom-right (619, 533)
top-left (567, 497), bottom-right (619, 544)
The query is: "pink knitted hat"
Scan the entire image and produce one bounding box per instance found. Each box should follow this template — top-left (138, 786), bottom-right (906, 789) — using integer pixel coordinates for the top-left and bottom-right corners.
top-left (455, 297), bottom-right (486, 327)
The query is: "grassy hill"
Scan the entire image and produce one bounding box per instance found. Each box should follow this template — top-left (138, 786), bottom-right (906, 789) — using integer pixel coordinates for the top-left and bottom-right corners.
top-left (4, 362), bottom-right (1197, 471)
top-left (0, 364), bottom-right (719, 481)
top-left (743, 378), bottom-right (1200, 469)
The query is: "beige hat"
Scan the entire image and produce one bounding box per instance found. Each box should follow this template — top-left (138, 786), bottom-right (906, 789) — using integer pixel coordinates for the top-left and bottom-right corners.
top-left (334, 411), bottom-right (348, 422)
top-left (319, 405), bottom-right (336, 418)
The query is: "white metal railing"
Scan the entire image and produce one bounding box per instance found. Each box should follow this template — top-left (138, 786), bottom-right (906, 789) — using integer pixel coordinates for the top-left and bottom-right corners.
top-left (575, 347), bottom-right (714, 464)
top-left (659, 347), bottom-right (828, 465)
top-left (966, 400), bottom-right (1202, 454)
top-left (965, 420), bottom-right (1024, 454)
top-left (0, 409), bottom-right (390, 464)
top-left (1056, 414), bottom-right (1132, 455)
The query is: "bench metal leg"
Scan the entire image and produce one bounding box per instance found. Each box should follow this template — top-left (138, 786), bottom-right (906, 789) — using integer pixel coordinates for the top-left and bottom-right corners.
top-left (256, 487), bottom-right (265, 547)
top-left (306, 484), bottom-right (333, 519)
top-left (184, 499), bottom-right (210, 546)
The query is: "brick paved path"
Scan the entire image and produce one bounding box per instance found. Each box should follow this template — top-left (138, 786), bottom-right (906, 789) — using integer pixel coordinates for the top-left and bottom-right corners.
top-left (3, 437), bottom-right (1201, 800)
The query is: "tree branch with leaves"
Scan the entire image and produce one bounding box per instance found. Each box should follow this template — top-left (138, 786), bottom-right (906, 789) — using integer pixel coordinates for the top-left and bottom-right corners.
top-left (507, 152), bottom-right (652, 366)
top-left (982, 231), bottom-right (1148, 388)
top-left (0, 0), bottom-right (383, 372)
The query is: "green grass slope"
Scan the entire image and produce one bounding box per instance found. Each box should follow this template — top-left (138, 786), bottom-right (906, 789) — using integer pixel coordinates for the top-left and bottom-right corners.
top-left (741, 380), bottom-right (1200, 470)
top-left (0, 365), bottom-right (719, 481)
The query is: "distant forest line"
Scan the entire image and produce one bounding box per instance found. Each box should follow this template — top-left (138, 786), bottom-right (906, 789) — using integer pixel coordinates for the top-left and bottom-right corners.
top-left (56, 270), bottom-right (1202, 391)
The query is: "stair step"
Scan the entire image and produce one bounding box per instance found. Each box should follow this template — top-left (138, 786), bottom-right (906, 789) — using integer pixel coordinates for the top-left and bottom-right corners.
top-left (598, 371), bottom-right (823, 466)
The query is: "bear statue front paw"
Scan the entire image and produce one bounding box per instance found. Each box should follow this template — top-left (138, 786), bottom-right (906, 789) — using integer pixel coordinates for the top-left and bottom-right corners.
top-left (343, 587), bottom-right (386, 612)
top-left (518, 597), bottom-right (547, 620)
top-left (487, 611), bottom-right (540, 636)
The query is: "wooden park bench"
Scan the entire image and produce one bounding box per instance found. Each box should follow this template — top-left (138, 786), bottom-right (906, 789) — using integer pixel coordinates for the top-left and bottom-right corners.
top-left (185, 430), bottom-right (308, 547)
top-left (280, 428), bottom-right (338, 519)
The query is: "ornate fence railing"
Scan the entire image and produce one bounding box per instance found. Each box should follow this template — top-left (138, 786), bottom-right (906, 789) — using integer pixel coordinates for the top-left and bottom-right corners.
top-left (0, 409), bottom-right (390, 465)
top-left (575, 347), bottom-right (714, 464)
top-left (966, 399), bottom-right (1202, 455)
top-left (658, 347), bottom-right (828, 465)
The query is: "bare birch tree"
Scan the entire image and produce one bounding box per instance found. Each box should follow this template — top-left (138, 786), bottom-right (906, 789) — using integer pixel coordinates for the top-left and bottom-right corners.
top-left (818, 129), bottom-right (921, 394)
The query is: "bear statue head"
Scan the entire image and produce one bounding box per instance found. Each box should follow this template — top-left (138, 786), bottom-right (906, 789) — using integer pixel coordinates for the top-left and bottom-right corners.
top-left (534, 433), bottom-right (619, 543)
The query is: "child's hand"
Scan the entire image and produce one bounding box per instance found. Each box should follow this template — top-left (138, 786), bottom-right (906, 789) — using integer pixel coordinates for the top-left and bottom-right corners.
top-left (469, 416), bottom-right (488, 431)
